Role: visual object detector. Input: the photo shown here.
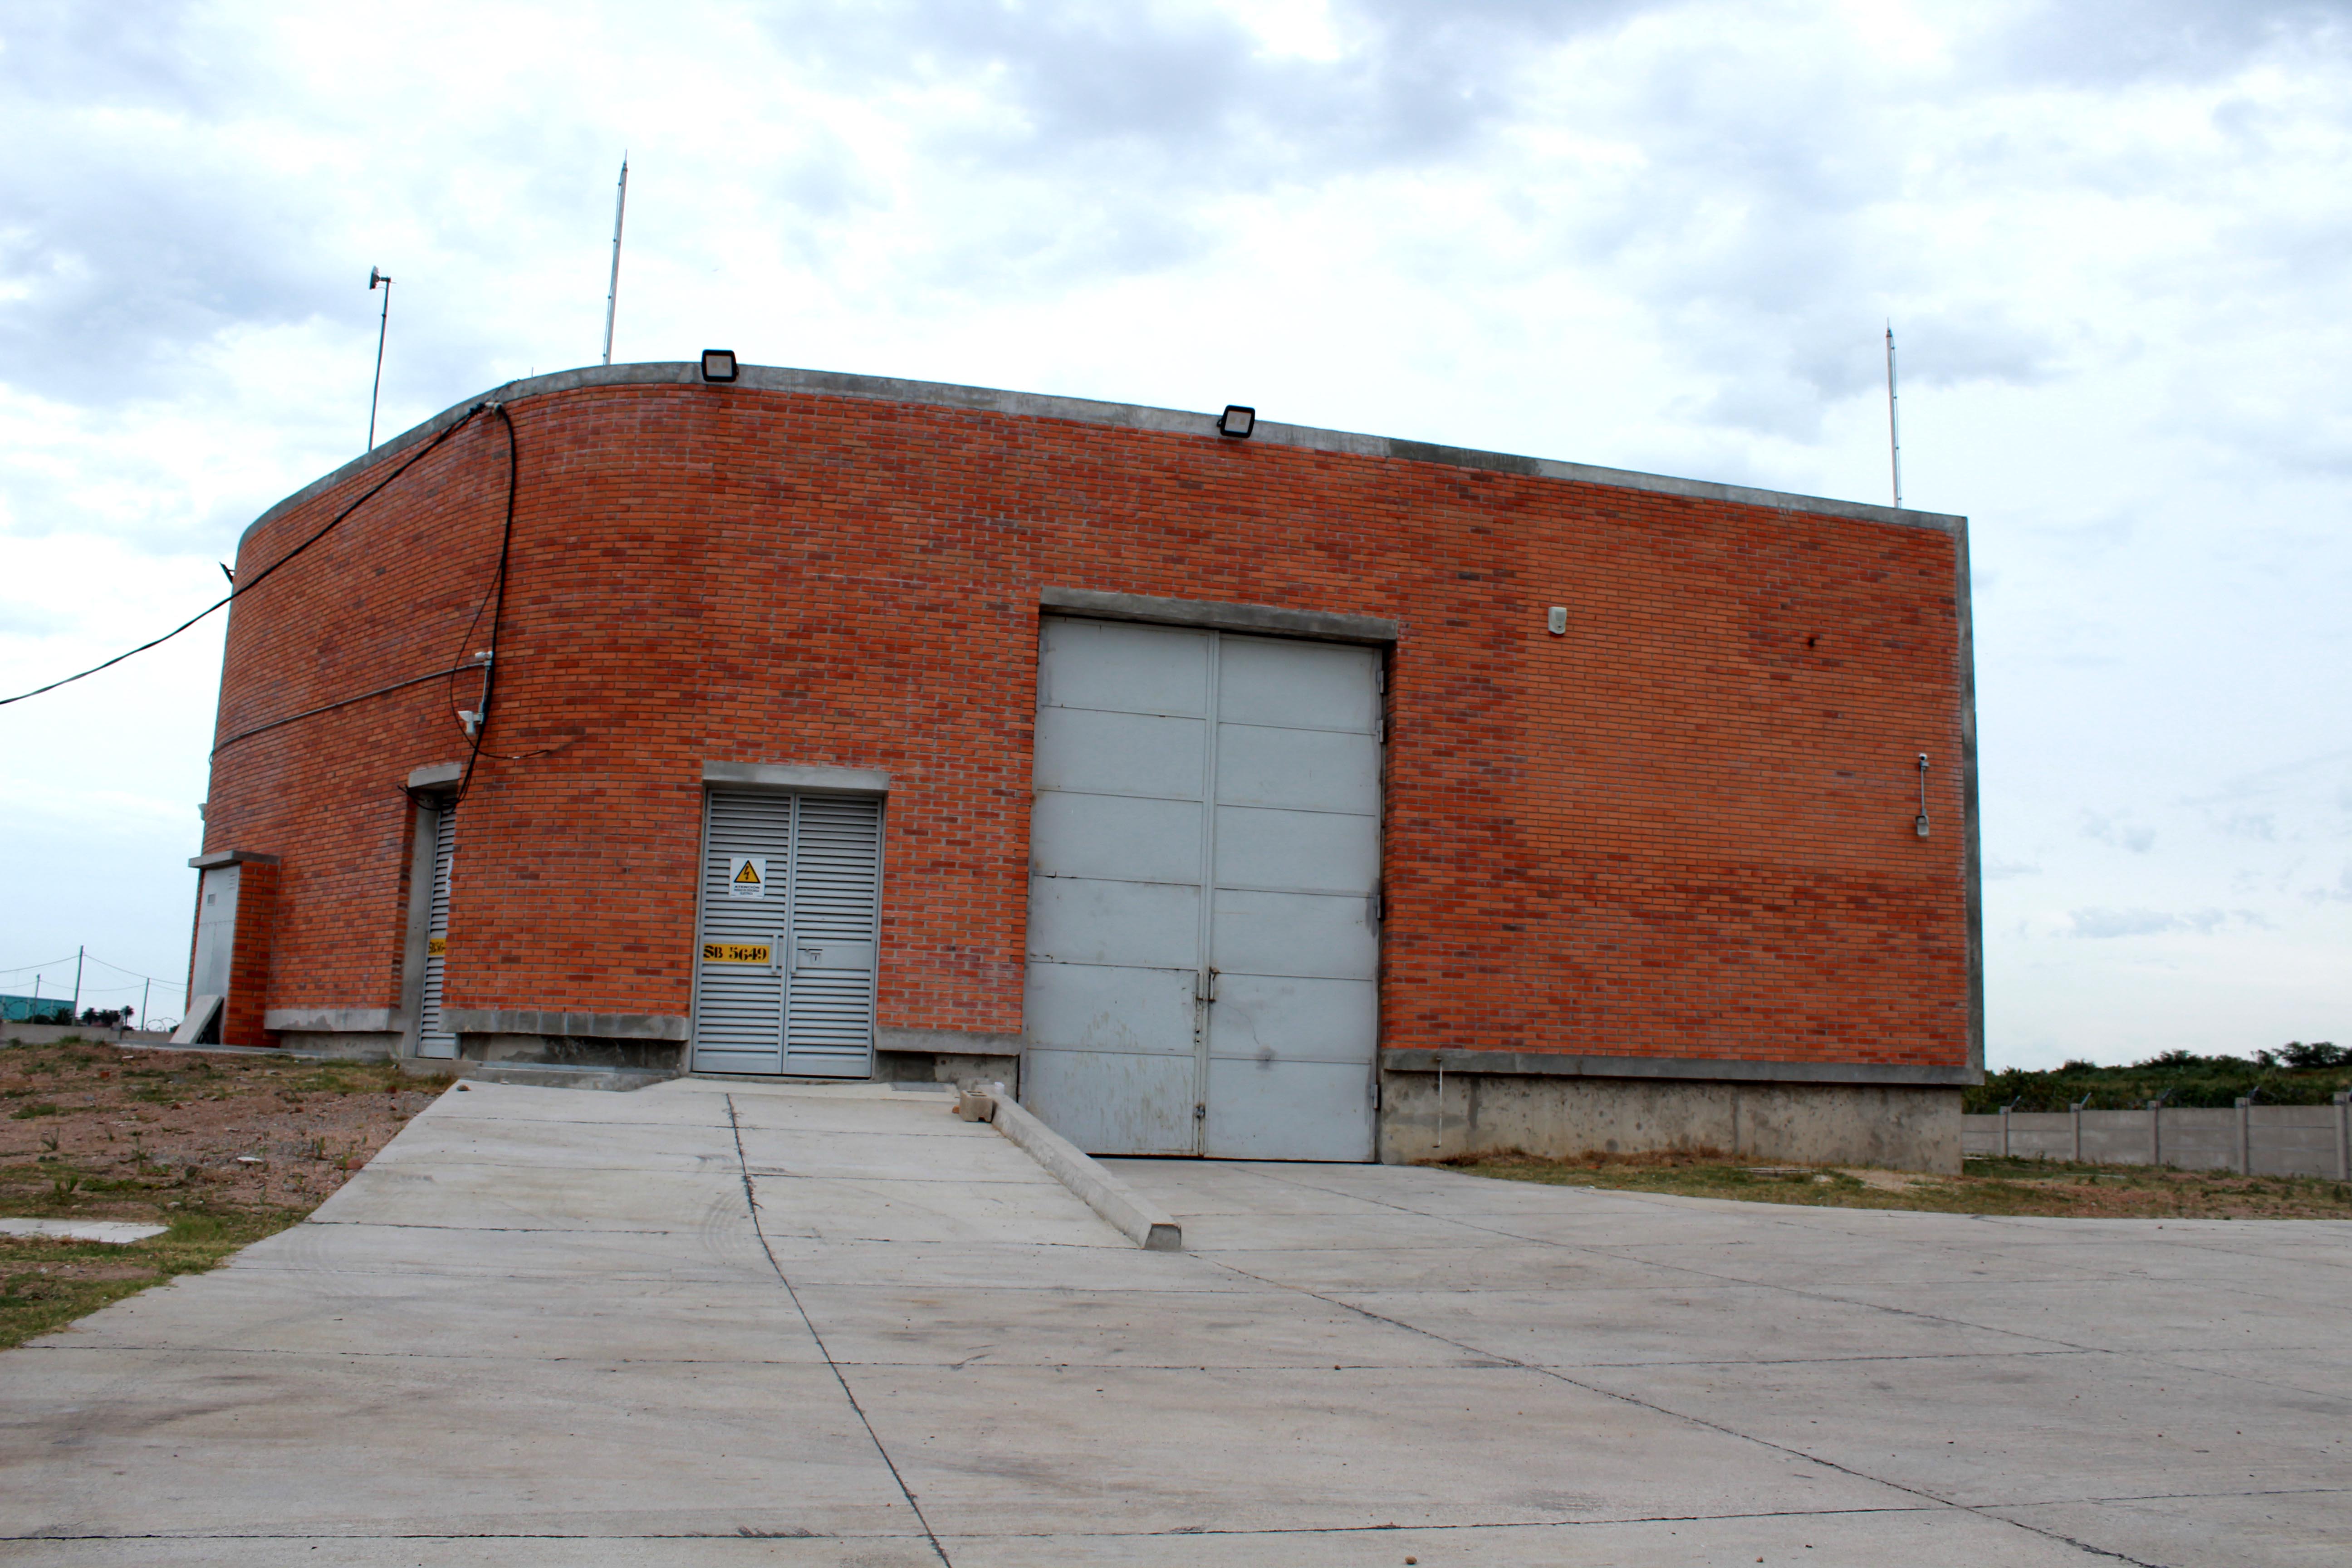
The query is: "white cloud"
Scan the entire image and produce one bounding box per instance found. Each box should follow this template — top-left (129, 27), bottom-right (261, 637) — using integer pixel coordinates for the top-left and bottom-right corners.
top-left (2079, 810), bottom-right (2157, 854)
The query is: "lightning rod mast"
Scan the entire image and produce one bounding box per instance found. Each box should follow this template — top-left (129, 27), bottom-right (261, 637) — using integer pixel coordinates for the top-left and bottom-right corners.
top-left (1886, 322), bottom-right (1903, 510)
top-left (603, 157), bottom-right (629, 366)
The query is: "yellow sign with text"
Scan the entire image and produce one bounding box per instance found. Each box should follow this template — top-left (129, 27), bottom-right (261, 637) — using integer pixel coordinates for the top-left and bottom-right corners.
top-left (702, 941), bottom-right (773, 965)
top-left (427, 937), bottom-right (447, 957)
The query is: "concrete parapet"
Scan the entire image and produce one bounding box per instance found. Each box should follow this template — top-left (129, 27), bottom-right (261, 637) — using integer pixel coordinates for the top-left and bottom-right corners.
top-left (1380, 1070), bottom-right (1963, 1174)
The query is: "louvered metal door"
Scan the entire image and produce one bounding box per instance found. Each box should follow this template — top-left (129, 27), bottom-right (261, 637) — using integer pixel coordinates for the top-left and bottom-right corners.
top-left (416, 806), bottom-right (458, 1059)
top-left (1024, 618), bottom-right (1382, 1160)
top-left (692, 789), bottom-right (882, 1077)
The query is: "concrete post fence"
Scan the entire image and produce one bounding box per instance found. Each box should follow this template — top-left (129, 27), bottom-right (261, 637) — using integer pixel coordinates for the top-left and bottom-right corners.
top-left (1964, 1098), bottom-right (2352, 1180)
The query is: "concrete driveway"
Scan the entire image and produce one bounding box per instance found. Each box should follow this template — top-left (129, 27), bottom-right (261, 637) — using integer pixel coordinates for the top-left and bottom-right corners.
top-left (2, 1076), bottom-right (2346, 1566)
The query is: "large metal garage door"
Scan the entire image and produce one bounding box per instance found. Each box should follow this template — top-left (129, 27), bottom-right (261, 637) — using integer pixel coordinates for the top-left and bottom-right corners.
top-left (1024, 617), bottom-right (1382, 1160)
top-left (692, 789), bottom-right (883, 1077)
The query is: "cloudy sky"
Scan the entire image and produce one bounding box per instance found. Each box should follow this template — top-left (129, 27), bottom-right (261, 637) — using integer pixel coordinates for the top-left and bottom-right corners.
top-left (1, 0), bottom-right (2345, 1062)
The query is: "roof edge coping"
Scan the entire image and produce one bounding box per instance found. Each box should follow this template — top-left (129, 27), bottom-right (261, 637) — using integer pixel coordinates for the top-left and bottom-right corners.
top-left (240, 362), bottom-right (1967, 551)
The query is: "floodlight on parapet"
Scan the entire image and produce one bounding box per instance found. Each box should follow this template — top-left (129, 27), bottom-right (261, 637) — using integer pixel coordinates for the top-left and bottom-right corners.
top-left (701, 349), bottom-right (739, 383)
top-left (1219, 404), bottom-right (1256, 439)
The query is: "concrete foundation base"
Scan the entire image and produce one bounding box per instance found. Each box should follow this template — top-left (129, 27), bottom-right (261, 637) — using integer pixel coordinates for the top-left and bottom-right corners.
top-left (273, 1030), bottom-right (398, 1061)
top-left (1379, 1070), bottom-right (1963, 1174)
top-left (410, 1042), bottom-right (1023, 1092)
top-left (876, 1049), bottom-right (1021, 1098)
top-left (456, 1033), bottom-right (685, 1071)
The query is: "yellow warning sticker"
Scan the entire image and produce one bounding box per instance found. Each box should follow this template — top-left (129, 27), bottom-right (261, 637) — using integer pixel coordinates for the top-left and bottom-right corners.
top-left (703, 941), bottom-right (773, 965)
top-left (427, 937), bottom-right (447, 957)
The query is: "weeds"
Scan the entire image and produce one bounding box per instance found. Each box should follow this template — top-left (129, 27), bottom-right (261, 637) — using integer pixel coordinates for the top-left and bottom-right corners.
top-left (0, 1206), bottom-right (304, 1351)
top-left (1443, 1148), bottom-right (2352, 1220)
top-left (0, 1040), bottom-right (447, 1349)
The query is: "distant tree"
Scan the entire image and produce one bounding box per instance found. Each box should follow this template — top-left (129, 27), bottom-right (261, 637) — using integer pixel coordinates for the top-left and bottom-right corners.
top-left (2281, 1040), bottom-right (2347, 1070)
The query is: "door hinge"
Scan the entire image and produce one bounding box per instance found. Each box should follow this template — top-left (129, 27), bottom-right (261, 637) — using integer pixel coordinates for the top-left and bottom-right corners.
top-left (1196, 968), bottom-right (1220, 1002)
top-left (1374, 717), bottom-right (1387, 744)
top-left (1368, 888), bottom-right (1383, 923)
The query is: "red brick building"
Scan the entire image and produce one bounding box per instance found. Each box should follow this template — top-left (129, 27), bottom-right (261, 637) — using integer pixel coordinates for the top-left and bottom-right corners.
top-left (186, 361), bottom-right (1981, 1168)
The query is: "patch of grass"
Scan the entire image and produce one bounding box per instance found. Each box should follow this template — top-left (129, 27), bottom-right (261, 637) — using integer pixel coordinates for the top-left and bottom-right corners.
top-left (1442, 1148), bottom-right (2352, 1220)
top-left (0, 1205), bottom-right (305, 1352)
top-left (0, 1042), bottom-right (455, 1349)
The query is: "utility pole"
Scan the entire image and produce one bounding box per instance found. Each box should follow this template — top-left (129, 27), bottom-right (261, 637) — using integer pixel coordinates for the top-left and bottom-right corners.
top-left (603, 156), bottom-right (629, 366)
top-left (140, 977), bottom-right (151, 1031)
top-left (1886, 323), bottom-right (1902, 510)
top-left (70, 945), bottom-right (83, 1023)
top-left (368, 268), bottom-right (394, 451)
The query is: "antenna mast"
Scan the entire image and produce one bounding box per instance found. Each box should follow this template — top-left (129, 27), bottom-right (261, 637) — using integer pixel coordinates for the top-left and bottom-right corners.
top-left (603, 156), bottom-right (629, 366)
top-left (1885, 322), bottom-right (1902, 509)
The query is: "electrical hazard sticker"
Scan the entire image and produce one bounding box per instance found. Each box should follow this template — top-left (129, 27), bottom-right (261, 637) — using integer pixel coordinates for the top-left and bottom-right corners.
top-left (427, 937), bottom-right (447, 956)
top-left (726, 856), bottom-right (767, 900)
top-left (702, 941), bottom-right (773, 965)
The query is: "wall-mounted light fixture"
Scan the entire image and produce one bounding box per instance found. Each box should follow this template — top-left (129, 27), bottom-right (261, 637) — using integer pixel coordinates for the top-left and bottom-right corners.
top-left (1547, 607), bottom-right (1567, 636)
top-left (1218, 404), bottom-right (1255, 438)
top-left (700, 349), bottom-right (739, 383)
top-left (1914, 753), bottom-right (1931, 837)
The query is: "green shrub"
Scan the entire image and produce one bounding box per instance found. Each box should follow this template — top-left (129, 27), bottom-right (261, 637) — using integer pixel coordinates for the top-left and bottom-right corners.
top-left (1967, 1049), bottom-right (2352, 1113)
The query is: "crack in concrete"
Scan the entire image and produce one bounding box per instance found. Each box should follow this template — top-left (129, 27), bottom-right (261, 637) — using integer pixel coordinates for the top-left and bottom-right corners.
top-left (1189, 1168), bottom-right (2180, 1568)
top-left (725, 1093), bottom-right (953, 1568)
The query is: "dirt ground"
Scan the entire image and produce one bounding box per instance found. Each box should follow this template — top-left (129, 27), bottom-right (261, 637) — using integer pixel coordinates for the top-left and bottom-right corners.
top-left (1449, 1148), bottom-right (2352, 1220)
top-left (0, 1037), bottom-right (454, 1349)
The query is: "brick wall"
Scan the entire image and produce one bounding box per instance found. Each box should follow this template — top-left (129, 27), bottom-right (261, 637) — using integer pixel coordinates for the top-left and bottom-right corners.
top-left (221, 861), bottom-right (277, 1048)
top-left (202, 381), bottom-right (1972, 1069)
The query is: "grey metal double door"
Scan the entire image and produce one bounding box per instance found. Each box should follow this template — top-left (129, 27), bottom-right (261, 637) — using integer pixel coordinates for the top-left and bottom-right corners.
top-left (691, 789), bottom-right (883, 1076)
top-left (1024, 617), bottom-right (1383, 1160)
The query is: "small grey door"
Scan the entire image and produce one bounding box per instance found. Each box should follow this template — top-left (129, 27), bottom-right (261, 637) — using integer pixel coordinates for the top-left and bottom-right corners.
top-left (1024, 617), bottom-right (1382, 1160)
top-left (183, 863), bottom-right (242, 1044)
top-left (190, 863), bottom-right (240, 999)
top-left (692, 789), bottom-right (883, 1076)
top-left (416, 804), bottom-right (458, 1059)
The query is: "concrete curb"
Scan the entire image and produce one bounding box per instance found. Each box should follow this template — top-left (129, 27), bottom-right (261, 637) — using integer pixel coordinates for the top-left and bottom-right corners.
top-left (980, 1091), bottom-right (1182, 1251)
